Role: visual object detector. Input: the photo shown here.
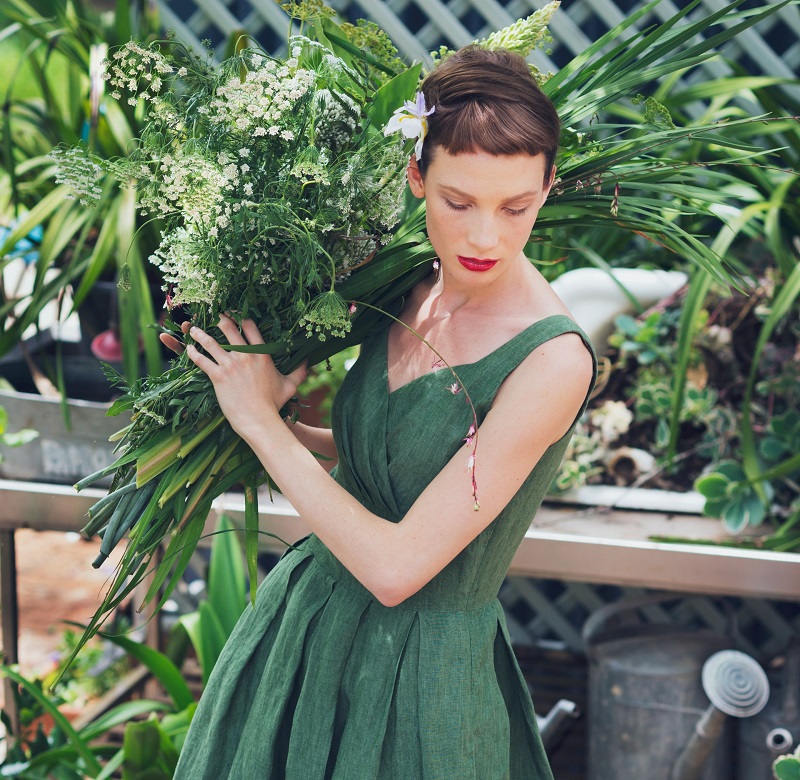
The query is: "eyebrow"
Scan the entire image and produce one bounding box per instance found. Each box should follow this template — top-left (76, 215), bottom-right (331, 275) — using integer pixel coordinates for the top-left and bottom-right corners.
top-left (439, 184), bottom-right (541, 202)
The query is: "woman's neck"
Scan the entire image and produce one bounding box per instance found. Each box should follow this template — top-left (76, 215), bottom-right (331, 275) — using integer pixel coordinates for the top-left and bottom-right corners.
top-left (429, 252), bottom-right (532, 317)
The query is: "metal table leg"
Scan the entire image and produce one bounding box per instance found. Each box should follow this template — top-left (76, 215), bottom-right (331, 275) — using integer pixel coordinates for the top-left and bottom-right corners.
top-left (0, 528), bottom-right (19, 735)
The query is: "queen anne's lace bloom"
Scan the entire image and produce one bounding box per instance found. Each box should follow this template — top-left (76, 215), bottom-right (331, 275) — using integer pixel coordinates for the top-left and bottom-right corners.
top-left (209, 59), bottom-right (315, 137)
top-left (150, 227), bottom-right (220, 307)
top-left (49, 147), bottom-right (104, 205)
top-left (58, 35), bottom-right (421, 333)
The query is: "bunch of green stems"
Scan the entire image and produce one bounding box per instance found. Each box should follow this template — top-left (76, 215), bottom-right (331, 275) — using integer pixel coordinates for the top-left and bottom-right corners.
top-left (61, 205), bottom-right (434, 673)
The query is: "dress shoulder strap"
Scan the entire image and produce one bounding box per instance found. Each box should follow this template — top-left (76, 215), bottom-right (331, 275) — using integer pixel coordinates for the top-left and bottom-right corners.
top-left (472, 314), bottom-right (597, 419)
top-left (490, 313), bottom-right (594, 371)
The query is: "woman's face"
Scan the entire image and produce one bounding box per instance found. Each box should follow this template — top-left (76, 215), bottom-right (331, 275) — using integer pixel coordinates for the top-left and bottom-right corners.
top-left (407, 148), bottom-right (553, 282)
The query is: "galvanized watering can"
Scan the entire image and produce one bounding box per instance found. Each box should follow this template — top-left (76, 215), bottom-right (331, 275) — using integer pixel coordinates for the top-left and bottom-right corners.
top-left (585, 594), bottom-right (770, 780)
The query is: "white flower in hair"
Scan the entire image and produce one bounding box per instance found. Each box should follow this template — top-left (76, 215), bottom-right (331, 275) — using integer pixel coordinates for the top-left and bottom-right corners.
top-left (383, 92), bottom-right (435, 159)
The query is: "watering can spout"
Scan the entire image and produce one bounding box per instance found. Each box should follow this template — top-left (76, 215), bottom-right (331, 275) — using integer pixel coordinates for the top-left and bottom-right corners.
top-left (670, 707), bottom-right (728, 780)
top-left (670, 650), bottom-right (769, 780)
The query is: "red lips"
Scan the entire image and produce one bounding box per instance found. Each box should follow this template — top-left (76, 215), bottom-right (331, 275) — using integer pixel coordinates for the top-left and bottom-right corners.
top-left (458, 256), bottom-right (498, 272)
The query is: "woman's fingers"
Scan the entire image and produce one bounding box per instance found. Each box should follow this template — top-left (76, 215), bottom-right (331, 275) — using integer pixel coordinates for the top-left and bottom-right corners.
top-left (287, 361), bottom-right (308, 390)
top-left (241, 318), bottom-right (265, 345)
top-left (186, 341), bottom-right (219, 375)
top-left (217, 313), bottom-right (247, 345)
top-left (159, 332), bottom-right (185, 354)
top-left (188, 325), bottom-right (228, 365)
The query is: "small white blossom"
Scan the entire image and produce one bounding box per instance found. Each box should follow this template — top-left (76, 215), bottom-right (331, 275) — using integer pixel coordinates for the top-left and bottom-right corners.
top-left (591, 401), bottom-right (634, 444)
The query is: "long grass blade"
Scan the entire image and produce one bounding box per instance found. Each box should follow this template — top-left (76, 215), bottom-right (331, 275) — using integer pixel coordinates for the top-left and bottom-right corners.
top-left (739, 260), bottom-right (800, 496)
top-left (0, 666), bottom-right (103, 775)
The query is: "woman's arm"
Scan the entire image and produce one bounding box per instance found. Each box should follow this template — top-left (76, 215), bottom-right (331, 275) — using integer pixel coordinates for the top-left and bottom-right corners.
top-left (284, 420), bottom-right (338, 472)
top-left (188, 316), bottom-right (593, 607)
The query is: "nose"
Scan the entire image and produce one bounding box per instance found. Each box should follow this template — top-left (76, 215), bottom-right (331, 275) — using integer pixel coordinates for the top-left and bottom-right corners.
top-left (466, 212), bottom-right (500, 254)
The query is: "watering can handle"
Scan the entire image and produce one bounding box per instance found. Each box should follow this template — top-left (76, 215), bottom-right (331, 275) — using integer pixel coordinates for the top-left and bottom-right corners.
top-left (582, 592), bottom-right (730, 648)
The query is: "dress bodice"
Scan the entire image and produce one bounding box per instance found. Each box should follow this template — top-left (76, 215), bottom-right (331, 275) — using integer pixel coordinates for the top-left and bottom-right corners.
top-left (326, 314), bottom-right (596, 611)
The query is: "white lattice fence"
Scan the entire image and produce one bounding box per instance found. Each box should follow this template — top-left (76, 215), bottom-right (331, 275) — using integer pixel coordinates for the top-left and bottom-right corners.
top-left (158, 0), bottom-right (800, 89)
top-left (500, 577), bottom-right (800, 660)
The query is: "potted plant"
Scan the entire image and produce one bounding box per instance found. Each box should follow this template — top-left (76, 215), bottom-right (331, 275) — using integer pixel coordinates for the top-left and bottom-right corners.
top-left (0, 0), bottom-right (168, 389)
top-left (545, 49), bottom-right (800, 551)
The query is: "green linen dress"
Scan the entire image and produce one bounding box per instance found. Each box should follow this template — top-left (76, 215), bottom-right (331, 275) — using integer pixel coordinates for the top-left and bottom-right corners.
top-left (173, 313), bottom-right (595, 779)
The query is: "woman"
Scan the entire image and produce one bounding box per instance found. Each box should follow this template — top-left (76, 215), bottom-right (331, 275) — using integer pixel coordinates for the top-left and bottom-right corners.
top-left (171, 46), bottom-right (595, 779)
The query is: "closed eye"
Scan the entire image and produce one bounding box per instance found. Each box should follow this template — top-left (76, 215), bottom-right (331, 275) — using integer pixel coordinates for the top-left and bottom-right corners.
top-left (444, 199), bottom-right (530, 217)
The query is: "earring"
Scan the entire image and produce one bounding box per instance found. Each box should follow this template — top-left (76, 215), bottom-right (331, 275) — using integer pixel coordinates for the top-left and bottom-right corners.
top-left (433, 258), bottom-right (440, 280)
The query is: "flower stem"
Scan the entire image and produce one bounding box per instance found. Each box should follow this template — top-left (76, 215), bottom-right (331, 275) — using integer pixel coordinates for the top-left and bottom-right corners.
top-left (136, 434), bottom-right (183, 487)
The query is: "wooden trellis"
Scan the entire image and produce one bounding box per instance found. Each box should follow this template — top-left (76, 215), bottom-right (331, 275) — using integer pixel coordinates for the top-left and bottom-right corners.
top-left (157, 0), bottom-right (800, 92)
top-left (500, 577), bottom-right (800, 659)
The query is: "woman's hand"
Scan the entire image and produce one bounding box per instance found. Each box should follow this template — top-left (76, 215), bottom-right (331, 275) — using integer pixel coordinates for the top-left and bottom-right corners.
top-left (176, 314), bottom-right (307, 438)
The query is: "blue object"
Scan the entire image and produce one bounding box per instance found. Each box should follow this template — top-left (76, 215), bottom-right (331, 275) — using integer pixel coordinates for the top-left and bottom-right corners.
top-left (0, 224), bottom-right (42, 264)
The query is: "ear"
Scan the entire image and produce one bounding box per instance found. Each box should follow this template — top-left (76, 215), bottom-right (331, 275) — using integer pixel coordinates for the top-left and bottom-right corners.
top-left (542, 165), bottom-right (557, 202)
top-left (407, 155), bottom-right (426, 198)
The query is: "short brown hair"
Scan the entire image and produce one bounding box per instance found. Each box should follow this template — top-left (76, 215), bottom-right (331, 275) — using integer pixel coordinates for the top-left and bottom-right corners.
top-left (419, 46), bottom-right (559, 182)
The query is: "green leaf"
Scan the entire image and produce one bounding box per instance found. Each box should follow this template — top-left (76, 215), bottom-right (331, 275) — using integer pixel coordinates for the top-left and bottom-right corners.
top-left (0, 666), bottom-right (102, 776)
top-left (147, 508), bottom-right (208, 616)
top-left (207, 514), bottom-right (246, 636)
top-left (367, 62), bottom-right (422, 130)
top-left (759, 436), bottom-right (787, 463)
top-left (667, 213), bottom-right (741, 459)
top-left (122, 717), bottom-right (178, 779)
top-left (701, 495), bottom-right (729, 519)
top-left (716, 461), bottom-right (746, 483)
top-left (695, 474), bottom-right (729, 500)
top-left (244, 481), bottom-right (259, 605)
top-left (80, 700), bottom-right (171, 743)
top-left (176, 612), bottom-right (203, 675)
top-left (740, 261), bottom-right (800, 497)
top-left (71, 196), bottom-right (121, 308)
top-left (722, 492), bottom-right (766, 534)
top-left (722, 499), bottom-right (750, 534)
top-left (0, 185), bottom-right (75, 254)
top-left (773, 755), bottom-right (800, 780)
top-left (123, 719), bottom-right (161, 770)
top-left (198, 602), bottom-right (228, 683)
top-left (93, 631), bottom-right (194, 711)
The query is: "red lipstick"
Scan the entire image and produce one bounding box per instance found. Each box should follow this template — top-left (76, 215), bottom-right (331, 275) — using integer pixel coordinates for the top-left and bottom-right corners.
top-left (458, 256), bottom-right (498, 272)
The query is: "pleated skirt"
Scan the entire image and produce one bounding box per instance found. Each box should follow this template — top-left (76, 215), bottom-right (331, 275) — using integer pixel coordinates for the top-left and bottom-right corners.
top-left (173, 538), bottom-right (553, 779)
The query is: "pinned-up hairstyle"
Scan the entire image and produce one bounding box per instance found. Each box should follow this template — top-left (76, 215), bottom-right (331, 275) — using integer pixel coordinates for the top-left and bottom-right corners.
top-left (419, 46), bottom-right (560, 183)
